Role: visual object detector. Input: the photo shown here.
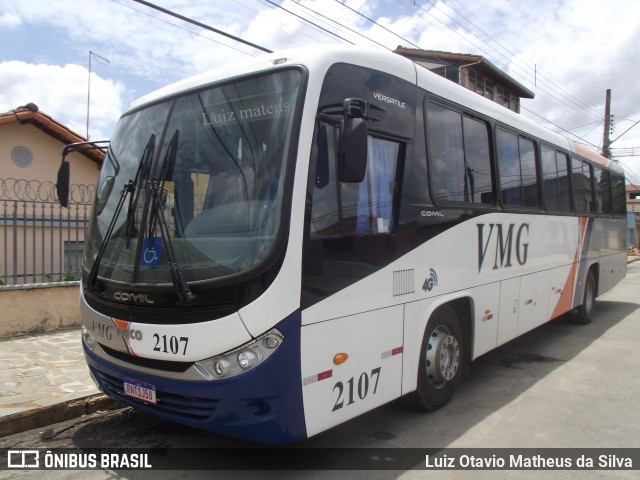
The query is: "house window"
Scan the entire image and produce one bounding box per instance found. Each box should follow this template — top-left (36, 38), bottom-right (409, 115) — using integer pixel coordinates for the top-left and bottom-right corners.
top-left (484, 78), bottom-right (494, 100)
top-left (509, 94), bottom-right (519, 112)
top-left (11, 146), bottom-right (33, 168)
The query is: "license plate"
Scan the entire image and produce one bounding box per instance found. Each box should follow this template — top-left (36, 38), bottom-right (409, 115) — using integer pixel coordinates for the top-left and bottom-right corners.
top-left (123, 378), bottom-right (157, 404)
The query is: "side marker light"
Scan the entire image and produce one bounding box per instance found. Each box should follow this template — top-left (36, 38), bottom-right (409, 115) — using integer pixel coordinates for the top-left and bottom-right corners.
top-left (333, 353), bottom-right (349, 365)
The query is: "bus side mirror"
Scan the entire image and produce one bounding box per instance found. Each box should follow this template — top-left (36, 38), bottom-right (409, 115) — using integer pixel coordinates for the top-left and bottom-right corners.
top-left (339, 116), bottom-right (368, 183)
top-left (56, 159), bottom-right (70, 208)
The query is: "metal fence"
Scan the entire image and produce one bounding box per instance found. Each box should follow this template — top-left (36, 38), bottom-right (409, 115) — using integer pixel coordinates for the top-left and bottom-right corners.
top-left (0, 178), bottom-right (95, 286)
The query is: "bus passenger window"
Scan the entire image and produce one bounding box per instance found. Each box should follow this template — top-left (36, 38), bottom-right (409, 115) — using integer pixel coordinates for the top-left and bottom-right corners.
top-left (556, 152), bottom-right (571, 211)
top-left (497, 130), bottom-right (520, 206)
top-left (572, 158), bottom-right (594, 214)
top-left (541, 147), bottom-right (571, 211)
top-left (497, 129), bottom-right (540, 208)
top-left (462, 116), bottom-right (493, 204)
top-left (426, 103), bottom-right (494, 205)
top-left (593, 165), bottom-right (612, 215)
top-left (519, 138), bottom-right (538, 207)
top-left (427, 104), bottom-right (465, 203)
top-left (612, 173), bottom-right (626, 216)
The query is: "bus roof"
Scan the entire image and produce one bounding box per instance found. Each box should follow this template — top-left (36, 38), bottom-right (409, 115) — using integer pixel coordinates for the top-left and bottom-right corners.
top-left (125, 44), bottom-right (417, 114)
top-left (125, 44), bottom-right (617, 173)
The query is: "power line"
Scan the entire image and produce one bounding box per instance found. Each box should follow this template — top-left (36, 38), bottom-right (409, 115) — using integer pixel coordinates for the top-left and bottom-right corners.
top-left (328, 0), bottom-right (603, 146)
top-left (521, 106), bottom-right (599, 149)
top-left (617, 162), bottom-right (640, 187)
top-left (262, 0), bottom-right (355, 45)
top-left (111, 0), bottom-right (255, 56)
top-left (124, 0), bottom-right (611, 155)
top-left (422, 0), bottom-right (601, 119)
top-left (333, 0), bottom-right (421, 49)
top-left (130, 0), bottom-right (272, 53)
top-left (400, 0), bottom-right (603, 124)
top-left (291, 0), bottom-right (392, 51)
top-left (611, 118), bottom-right (640, 145)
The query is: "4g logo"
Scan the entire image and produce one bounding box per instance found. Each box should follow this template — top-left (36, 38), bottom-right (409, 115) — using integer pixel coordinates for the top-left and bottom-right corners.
top-left (422, 268), bottom-right (438, 292)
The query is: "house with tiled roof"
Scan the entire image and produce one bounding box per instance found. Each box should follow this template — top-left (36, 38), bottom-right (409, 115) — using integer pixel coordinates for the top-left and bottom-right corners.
top-left (626, 184), bottom-right (640, 246)
top-left (0, 103), bottom-right (104, 284)
top-left (394, 47), bottom-right (535, 113)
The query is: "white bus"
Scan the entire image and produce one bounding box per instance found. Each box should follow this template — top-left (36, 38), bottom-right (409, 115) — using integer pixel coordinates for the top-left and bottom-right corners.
top-left (58, 45), bottom-right (627, 443)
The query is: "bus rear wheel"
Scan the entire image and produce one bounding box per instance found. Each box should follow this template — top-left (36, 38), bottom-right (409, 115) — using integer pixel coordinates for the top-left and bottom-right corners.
top-left (573, 270), bottom-right (596, 325)
top-left (405, 305), bottom-right (464, 411)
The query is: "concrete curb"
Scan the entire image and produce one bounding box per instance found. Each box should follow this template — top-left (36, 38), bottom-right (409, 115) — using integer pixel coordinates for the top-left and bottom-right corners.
top-left (0, 394), bottom-right (123, 438)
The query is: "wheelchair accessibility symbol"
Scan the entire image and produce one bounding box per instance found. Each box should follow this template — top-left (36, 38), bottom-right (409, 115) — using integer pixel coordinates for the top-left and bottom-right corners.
top-left (140, 237), bottom-right (162, 266)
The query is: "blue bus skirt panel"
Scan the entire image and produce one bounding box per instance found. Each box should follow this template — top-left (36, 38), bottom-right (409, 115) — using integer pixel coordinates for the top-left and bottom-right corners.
top-left (84, 310), bottom-right (308, 444)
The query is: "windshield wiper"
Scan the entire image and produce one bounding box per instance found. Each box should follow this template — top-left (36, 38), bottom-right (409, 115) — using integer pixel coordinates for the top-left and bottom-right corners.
top-left (87, 134), bottom-right (156, 292)
top-left (146, 130), bottom-right (197, 305)
top-left (125, 134), bottom-right (155, 246)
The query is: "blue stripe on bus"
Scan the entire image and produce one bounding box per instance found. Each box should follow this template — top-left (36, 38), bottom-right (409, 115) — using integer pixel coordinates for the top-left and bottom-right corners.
top-left (84, 310), bottom-right (307, 444)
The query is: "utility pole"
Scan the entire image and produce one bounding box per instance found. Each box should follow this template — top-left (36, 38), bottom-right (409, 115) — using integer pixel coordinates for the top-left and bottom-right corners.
top-left (602, 88), bottom-right (612, 159)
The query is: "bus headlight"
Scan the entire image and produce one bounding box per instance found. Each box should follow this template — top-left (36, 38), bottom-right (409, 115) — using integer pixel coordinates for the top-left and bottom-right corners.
top-left (81, 324), bottom-right (96, 351)
top-left (195, 329), bottom-right (284, 380)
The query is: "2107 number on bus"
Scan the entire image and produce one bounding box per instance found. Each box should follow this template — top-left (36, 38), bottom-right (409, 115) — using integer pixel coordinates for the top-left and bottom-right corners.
top-left (332, 367), bottom-right (381, 412)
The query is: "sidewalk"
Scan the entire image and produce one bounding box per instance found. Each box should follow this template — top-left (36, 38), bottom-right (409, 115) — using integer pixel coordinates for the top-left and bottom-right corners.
top-left (0, 329), bottom-right (120, 437)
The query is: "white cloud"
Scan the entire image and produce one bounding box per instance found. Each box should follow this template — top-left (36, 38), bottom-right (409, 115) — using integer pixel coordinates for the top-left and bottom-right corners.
top-left (0, 61), bottom-right (124, 139)
top-left (0, 11), bottom-right (21, 27)
top-left (2, 0), bottom-right (639, 178)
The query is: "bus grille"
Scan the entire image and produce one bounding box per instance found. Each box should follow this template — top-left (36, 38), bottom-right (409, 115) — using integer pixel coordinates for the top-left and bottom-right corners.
top-left (91, 368), bottom-right (218, 422)
top-left (100, 343), bottom-right (193, 373)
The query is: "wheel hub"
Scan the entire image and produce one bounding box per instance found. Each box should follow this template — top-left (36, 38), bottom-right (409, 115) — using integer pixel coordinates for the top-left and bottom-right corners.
top-left (426, 325), bottom-right (460, 388)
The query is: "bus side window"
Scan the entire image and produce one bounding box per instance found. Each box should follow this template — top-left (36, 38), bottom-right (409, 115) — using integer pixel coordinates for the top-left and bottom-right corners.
top-left (611, 173), bottom-right (626, 216)
top-left (309, 123), bottom-right (341, 238)
top-left (541, 147), bottom-right (572, 212)
top-left (341, 136), bottom-right (400, 235)
top-left (593, 165), bottom-right (612, 215)
top-left (573, 157), bottom-right (595, 214)
top-left (425, 102), bottom-right (494, 205)
top-left (308, 122), bottom-right (401, 237)
top-left (556, 152), bottom-right (572, 211)
top-left (462, 115), bottom-right (494, 205)
top-left (426, 103), bottom-right (465, 203)
top-left (497, 129), bottom-right (540, 208)
top-left (497, 130), bottom-right (521, 206)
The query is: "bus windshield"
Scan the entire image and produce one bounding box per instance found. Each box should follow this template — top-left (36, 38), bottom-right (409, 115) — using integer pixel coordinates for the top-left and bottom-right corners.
top-left (83, 69), bottom-right (302, 286)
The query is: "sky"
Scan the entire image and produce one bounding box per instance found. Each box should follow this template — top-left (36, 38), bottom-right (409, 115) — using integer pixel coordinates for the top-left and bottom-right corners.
top-left (2, 0), bottom-right (640, 181)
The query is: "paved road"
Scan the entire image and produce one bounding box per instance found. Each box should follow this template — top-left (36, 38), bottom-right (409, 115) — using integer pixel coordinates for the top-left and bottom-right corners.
top-left (1, 262), bottom-right (639, 479)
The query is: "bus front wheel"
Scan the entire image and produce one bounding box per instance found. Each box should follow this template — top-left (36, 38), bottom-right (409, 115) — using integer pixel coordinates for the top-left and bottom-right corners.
top-left (406, 305), bottom-right (464, 411)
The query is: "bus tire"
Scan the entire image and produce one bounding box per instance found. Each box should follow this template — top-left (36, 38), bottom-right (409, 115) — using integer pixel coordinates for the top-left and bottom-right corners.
top-left (405, 304), bottom-right (464, 411)
top-left (573, 270), bottom-right (596, 325)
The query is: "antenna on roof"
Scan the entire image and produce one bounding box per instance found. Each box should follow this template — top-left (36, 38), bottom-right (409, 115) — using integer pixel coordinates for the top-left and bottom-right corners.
top-left (87, 51), bottom-right (110, 140)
